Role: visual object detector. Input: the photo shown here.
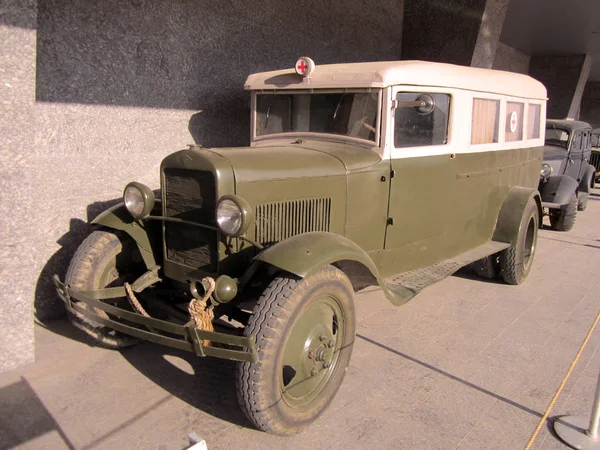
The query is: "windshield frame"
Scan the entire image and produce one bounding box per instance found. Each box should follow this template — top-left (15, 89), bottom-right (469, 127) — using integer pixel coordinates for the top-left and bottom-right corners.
top-left (544, 126), bottom-right (571, 149)
top-left (250, 88), bottom-right (383, 148)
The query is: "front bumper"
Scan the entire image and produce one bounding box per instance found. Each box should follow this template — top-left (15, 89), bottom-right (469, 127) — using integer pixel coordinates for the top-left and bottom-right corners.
top-left (53, 275), bottom-right (257, 363)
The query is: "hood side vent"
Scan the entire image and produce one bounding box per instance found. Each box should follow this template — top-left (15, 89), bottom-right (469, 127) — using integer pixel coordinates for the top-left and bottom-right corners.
top-left (256, 198), bottom-right (331, 245)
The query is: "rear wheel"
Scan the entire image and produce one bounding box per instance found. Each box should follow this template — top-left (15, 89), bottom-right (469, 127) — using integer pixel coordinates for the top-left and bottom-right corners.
top-left (500, 200), bottom-right (538, 285)
top-left (65, 229), bottom-right (146, 348)
top-left (471, 253), bottom-right (501, 280)
top-left (549, 194), bottom-right (577, 231)
top-left (236, 266), bottom-right (355, 436)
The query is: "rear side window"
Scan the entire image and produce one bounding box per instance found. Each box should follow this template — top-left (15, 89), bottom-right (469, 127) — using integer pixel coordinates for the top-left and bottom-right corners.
top-left (471, 98), bottom-right (499, 144)
top-left (394, 93), bottom-right (450, 148)
top-left (527, 104), bottom-right (541, 139)
top-left (506, 102), bottom-right (524, 142)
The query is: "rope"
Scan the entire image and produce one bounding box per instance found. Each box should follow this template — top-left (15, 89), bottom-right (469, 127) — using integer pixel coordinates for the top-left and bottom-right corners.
top-left (125, 282), bottom-right (150, 317)
top-left (524, 309), bottom-right (600, 450)
top-left (125, 282), bottom-right (156, 333)
top-left (188, 277), bottom-right (216, 347)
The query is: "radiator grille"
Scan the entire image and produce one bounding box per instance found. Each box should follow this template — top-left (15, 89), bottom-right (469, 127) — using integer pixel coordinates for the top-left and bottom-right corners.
top-left (590, 151), bottom-right (600, 173)
top-left (256, 198), bottom-right (331, 245)
top-left (163, 169), bottom-right (217, 271)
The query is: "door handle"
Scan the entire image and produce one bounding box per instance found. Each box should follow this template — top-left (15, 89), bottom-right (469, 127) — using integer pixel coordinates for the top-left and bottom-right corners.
top-left (569, 158), bottom-right (574, 164)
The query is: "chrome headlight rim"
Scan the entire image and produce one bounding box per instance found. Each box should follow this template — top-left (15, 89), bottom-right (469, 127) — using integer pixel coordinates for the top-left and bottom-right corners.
top-left (216, 195), bottom-right (253, 237)
top-left (540, 163), bottom-right (553, 179)
top-left (123, 182), bottom-right (155, 220)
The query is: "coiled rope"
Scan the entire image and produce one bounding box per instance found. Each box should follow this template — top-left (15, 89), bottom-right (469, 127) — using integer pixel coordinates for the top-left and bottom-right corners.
top-left (188, 277), bottom-right (216, 347)
top-left (524, 309), bottom-right (600, 450)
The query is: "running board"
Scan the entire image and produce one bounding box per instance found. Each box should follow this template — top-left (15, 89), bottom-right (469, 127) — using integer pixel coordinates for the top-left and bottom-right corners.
top-left (382, 241), bottom-right (510, 306)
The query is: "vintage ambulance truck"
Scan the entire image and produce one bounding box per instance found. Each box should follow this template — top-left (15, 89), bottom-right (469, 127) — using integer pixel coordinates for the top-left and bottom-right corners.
top-left (55, 58), bottom-right (547, 435)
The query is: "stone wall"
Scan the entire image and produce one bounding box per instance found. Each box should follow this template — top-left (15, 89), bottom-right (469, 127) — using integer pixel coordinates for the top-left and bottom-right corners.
top-left (581, 82), bottom-right (600, 128)
top-left (492, 42), bottom-right (530, 74)
top-left (529, 54), bottom-right (588, 119)
top-left (0, 0), bottom-right (405, 372)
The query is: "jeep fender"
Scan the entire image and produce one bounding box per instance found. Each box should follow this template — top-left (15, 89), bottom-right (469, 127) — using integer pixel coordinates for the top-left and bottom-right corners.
top-left (493, 187), bottom-right (541, 246)
top-left (92, 201), bottom-right (162, 269)
top-left (578, 163), bottom-right (596, 193)
top-left (538, 175), bottom-right (578, 207)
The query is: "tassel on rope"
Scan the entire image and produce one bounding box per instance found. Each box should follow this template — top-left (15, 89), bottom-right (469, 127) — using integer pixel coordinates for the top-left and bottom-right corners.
top-left (188, 277), bottom-right (216, 346)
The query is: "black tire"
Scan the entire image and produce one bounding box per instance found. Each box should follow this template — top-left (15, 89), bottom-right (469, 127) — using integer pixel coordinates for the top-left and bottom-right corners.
top-left (577, 195), bottom-right (588, 212)
top-left (65, 229), bottom-right (145, 348)
top-left (549, 194), bottom-right (577, 231)
top-left (236, 266), bottom-right (356, 436)
top-left (500, 199), bottom-right (539, 285)
top-left (471, 253), bottom-right (500, 280)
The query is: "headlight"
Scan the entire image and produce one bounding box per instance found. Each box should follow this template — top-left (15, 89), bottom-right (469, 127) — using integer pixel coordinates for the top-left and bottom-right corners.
top-left (216, 195), bottom-right (253, 237)
top-left (123, 182), bottom-right (155, 219)
top-left (540, 163), bottom-right (553, 178)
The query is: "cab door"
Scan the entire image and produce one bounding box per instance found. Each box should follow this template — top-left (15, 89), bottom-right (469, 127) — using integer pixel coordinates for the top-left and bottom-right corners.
top-left (383, 89), bottom-right (456, 274)
top-left (566, 131), bottom-right (583, 180)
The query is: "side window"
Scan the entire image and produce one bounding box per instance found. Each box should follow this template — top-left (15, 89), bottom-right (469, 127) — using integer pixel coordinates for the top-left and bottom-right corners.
top-left (527, 104), bottom-right (541, 139)
top-left (471, 98), bottom-right (499, 144)
top-left (394, 93), bottom-right (450, 148)
top-left (505, 102), bottom-right (524, 142)
top-left (572, 132), bottom-right (582, 151)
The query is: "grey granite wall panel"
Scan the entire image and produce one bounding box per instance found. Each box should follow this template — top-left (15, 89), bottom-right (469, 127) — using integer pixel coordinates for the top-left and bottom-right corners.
top-left (470, 0), bottom-right (510, 69)
top-left (581, 82), bottom-right (600, 128)
top-left (0, 0), bottom-right (38, 372)
top-left (492, 42), bottom-right (530, 74)
top-left (2, 0), bottom-right (405, 372)
top-left (529, 54), bottom-right (586, 119)
top-left (36, 0), bottom-right (405, 148)
top-left (401, 0), bottom-right (487, 65)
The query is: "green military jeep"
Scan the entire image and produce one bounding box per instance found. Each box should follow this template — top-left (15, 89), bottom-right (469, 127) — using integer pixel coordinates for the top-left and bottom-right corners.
top-left (55, 58), bottom-right (547, 435)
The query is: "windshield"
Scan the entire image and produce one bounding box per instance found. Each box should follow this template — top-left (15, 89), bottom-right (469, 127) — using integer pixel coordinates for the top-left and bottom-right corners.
top-left (545, 127), bottom-right (570, 149)
top-left (255, 91), bottom-right (380, 143)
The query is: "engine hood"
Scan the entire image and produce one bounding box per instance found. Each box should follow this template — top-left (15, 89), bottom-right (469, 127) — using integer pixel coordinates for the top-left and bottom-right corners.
top-left (542, 145), bottom-right (568, 162)
top-left (206, 139), bottom-right (382, 183)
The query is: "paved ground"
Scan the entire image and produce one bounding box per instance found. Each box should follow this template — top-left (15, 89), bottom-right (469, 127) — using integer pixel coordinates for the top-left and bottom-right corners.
top-left (2, 189), bottom-right (600, 450)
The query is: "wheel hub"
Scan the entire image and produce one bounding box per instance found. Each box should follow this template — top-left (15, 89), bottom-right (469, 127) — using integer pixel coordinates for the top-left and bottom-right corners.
top-left (280, 296), bottom-right (344, 407)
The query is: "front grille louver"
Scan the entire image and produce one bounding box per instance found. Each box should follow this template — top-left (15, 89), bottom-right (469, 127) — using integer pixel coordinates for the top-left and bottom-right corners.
top-left (256, 198), bottom-right (331, 246)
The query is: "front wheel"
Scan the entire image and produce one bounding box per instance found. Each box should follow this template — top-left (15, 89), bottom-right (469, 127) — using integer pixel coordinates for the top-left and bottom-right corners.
top-left (500, 199), bottom-right (539, 285)
top-left (236, 266), bottom-right (356, 436)
top-left (549, 194), bottom-right (577, 231)
top-left (65, 229), bottom-right (147, 348)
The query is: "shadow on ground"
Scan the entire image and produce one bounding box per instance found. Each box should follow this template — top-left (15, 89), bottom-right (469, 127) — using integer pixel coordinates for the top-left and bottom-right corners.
top-left (0, 377), bottom-right (75, 450)
top-left (119, 342), bottom-right (254, 429)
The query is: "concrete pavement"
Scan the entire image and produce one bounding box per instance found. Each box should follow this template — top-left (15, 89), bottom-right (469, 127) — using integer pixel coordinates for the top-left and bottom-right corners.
top-left (2, 189), bottom-right (600, 449)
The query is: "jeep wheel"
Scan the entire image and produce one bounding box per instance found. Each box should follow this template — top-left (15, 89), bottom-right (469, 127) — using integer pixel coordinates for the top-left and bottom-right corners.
top-left (65, 229), bottom-right (146, 348)
top-left (500, 199), bottom-right (538, 285)
top-left (549, 194), bottom-right (577, 231)
top-left (236, 266), bottom-right (355, 436)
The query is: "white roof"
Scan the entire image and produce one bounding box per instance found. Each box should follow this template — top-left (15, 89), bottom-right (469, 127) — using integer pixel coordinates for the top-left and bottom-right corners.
top-left (244, 60), bottom-right (547, 100)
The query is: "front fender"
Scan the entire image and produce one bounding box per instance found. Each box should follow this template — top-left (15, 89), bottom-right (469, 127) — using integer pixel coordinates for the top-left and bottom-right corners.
top-left (578, 164), bottom-right (595, 193)
top-left (538, 175), bottom-right (578, 207)
top-left (253, 232), bottom-right (423, 306)
top-left (92, 201), bottom-right (162, 269)
top-left (254, 231), bottom-right (380, 280)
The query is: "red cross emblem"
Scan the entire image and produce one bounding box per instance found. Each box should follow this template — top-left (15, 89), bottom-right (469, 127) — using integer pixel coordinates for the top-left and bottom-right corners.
top-left (296, 60), bottom-right (307, 74)
top-left (510, 111), bottom-right (518, 133)
top-left (294, 57), bottom-right (314, 77)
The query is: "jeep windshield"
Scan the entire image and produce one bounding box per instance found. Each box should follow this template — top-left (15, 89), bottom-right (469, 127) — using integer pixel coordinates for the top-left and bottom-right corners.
top-left (545, 127), bottom-right (570, 149)
top-left (255, 91), bottom-right (380, 143)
